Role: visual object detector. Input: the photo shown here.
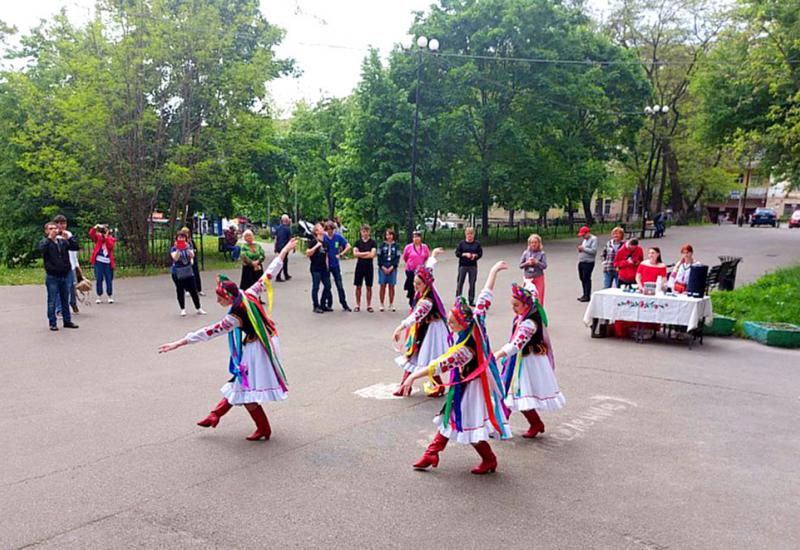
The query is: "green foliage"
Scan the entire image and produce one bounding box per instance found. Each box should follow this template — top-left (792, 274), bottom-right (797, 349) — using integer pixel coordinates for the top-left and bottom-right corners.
top-left (711, 265), bottom-right (800, 335)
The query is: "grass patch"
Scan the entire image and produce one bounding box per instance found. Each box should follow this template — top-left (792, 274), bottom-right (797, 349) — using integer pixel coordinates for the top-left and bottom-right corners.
top-left (711, 265), bottom-right (800, 336)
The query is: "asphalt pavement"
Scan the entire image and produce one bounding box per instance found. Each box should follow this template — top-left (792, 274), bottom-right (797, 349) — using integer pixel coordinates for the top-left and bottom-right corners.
top-left (1, 224), bottom-right (799, 549)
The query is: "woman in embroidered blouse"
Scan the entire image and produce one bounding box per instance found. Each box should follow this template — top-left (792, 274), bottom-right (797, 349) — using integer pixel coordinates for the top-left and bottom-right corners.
top-left (391, 247), bottom-right (447, 397)
top-left (239, 229), bottom-right (266, 290)
top-left (495, 281), bottom-right (564, 439)
top-left (668, 244), bottom-right (698, 293)
top-left (159, 238), bottom-right (298, 441)
top-left (401, 261), bottom-right (510, 474)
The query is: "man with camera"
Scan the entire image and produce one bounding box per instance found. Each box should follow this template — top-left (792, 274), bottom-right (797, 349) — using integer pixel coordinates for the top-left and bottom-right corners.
top-left (39, 222), bottom-right (80, 331)
top-left (52, 214), bottom-right (80, 315)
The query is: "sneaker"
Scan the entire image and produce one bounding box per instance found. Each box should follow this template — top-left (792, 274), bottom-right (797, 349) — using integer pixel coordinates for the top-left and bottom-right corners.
top-left (391, 304), bottom-right (396, 312)
top-left (285, 275), bottom-right (292, 280)
top-left (322, 306), bottom-right (333, 312)
top-left (180, 309), bottom-right (187, 317)
top-left (379, 305), bottom-right (385, 312)
top-left (199, 291), bottom-right (206, 296)
top-left (343, 306), bottom-right (352, 312)
top-left (107, 297), bottom-right (114, 304)
top-left (50, 325), bottom-right (59, 332)
top-left (577, 296), bottom-right (590, 303)
top-left (96, 298), bottom-right (102, 304)
top-left (313, 307), bottom-right (324, 314)
top-left (196, 308), bottom-right (207, 315)
top-left (63, 322), bottom-right (79, 329)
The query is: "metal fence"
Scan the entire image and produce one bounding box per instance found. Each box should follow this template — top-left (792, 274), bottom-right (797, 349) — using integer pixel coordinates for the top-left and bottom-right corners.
top-left (70, 226), bottom-right (207, 269)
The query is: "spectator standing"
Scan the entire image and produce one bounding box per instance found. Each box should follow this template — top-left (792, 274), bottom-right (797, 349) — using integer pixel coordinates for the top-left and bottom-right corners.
top-left (402, 231), bottom-right (430, 307)
top-left (519, 233), bottom-right (547, 303)
top-left (454, 227), bottom-right (483, 306)
top-left (306, 223), bottom-right (332, 313)
top-left (181, 227), bottom-right (204, 296)
top-left (613, 238), bottom-right (644, 287)
top-left (53, 214), bottom-right (80, 314)
top-left (576, 226), bottom-right (598, 302)
top-left (274, 214), bottom-right (293, 281)
top-left (377, 228), bottom-right (400, 312)
top-left (352, 225), bottom-right (377, 312)
top-left (170, 232), bottom-right (206, 317)
top-left (223, 225), bottom-right (241, 261)
top-left (39, 222), bottom-right (79, 330)
top-left (89, 224), bottom-right (116, 304)
top-left (323, 221), bottom-right (352, 311)
top-left (601, 226), bottom-right (625, 289)
top-left (239, 229), bottom-right (265, 290)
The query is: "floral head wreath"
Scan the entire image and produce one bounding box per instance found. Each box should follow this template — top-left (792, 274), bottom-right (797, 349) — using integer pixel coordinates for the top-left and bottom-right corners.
top-left (511, 282), bottom-right (534, 308)
top-left (450, 296), bottom-right (473, 327)
top-left (414, 265), bottom-right (434, 287)
top-left (215, 274), bottom-right (240, 300)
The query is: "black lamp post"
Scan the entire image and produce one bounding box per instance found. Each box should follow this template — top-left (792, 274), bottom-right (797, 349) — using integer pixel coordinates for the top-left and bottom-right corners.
top-left (402, 35), bottom-right (439, 243)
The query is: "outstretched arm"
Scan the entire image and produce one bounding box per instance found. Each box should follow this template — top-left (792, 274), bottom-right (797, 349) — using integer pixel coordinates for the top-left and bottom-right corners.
top-left (158, 314), bottom-right (241, 353)
top-left (474, 261), bottom-right (507, 315)
top-left (403, 346), bottom-right (475, 387)
top-left (247, 239), bottom-right (298, 295)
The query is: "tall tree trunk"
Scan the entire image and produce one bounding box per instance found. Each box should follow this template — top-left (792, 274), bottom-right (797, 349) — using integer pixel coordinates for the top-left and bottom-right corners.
top-left (582, 198), bottom-right (595, 225)
top-left (508, 209), bottom-right (515, 225)
top-left (656, 157), bottom-right (667, 212)
top-left (663, 140), bottom-right (686, 224)
top-left (480, 164), bottom-right (490, 237)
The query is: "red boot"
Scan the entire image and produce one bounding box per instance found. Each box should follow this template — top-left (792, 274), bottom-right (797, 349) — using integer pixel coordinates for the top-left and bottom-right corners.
top-left (196, 398), bottom-right (232, 428)
top-left (413, 432), bottom-right (449, 470)
top-left (393, 371), bottom-right (412, 397)
top-left (245, 405), bottom-right (272, 441)
top-left (521, 409), bottom-right (545, 438)
top-left (470, 441), bottom-right (497, 474)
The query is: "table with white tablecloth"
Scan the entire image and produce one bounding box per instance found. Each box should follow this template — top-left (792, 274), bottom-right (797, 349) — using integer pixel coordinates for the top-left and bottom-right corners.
top-left (583, 288), bottom-right (713, 332)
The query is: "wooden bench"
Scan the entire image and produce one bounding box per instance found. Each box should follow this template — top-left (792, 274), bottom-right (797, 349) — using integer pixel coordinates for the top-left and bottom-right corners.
top-left (623, 222), bottom-right (656, 240)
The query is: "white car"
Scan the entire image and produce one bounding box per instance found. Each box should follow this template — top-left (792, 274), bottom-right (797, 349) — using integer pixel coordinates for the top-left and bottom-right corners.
top-left (423, 218), bottom-right (457, 230)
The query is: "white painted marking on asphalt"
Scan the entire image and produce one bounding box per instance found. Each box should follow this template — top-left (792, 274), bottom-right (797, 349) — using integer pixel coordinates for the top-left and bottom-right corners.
top-left (354, 383), bottom-right (415, 400)
top-left (533, 395), bottom-right (638, 449)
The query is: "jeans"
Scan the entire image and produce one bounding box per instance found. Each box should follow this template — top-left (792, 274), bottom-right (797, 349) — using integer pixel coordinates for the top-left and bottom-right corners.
top-left (578, 261), bottom-right (595, 298)
top-left (456, 265), bottom-right (478, 304)
top-left (94, 262), bottom-right (114, 296)
top-left (603, 270), bottom-right (618, 289)
top-left (329, 265), bottom-right (349, 308)
top-left (225, 244), bottom-right (241, 261)
top-left (46, 274), bottom-right (72, 326)
top-left (311, 270), bottom-right (332, 309)
top-left (54, 268), bottom-right (77, 314)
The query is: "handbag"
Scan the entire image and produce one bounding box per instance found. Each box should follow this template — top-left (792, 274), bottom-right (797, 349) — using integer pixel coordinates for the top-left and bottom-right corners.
top-left (174, 252), bottom-right (195, 280)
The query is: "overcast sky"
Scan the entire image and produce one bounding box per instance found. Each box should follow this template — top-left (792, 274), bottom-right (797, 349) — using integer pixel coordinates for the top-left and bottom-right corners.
top-left (1, 0), bottom-right (609, 115)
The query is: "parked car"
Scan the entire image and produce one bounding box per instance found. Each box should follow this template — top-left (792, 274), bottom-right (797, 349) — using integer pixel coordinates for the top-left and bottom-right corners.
top-left (789, 210), bottom-right (800, 228)
top-left (750, 208), bottom-right (777, 227)
top-left (423, 217), bottom-right (458, 230)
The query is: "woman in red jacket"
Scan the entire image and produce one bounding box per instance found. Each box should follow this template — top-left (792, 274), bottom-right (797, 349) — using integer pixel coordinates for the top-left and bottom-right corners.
top-left (613, 238), bottom-right (643, 287)
top-left (89, 224), bottom-right (116, 303)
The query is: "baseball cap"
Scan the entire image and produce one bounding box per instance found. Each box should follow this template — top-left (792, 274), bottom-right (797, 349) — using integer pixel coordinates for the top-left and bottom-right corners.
top-left (578, 226), bottom-right (590, 237)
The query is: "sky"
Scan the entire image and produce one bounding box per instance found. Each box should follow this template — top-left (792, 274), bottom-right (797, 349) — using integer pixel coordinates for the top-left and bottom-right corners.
top-left (1, 0), bottom-right (609, 115)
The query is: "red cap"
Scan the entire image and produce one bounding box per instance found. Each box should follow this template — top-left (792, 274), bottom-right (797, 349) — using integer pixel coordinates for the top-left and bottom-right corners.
top-left (578, 226), bottom-right (590, 237)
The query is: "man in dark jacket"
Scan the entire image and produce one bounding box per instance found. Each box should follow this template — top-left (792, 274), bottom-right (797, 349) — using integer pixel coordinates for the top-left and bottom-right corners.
top-left (39, 222), bottom-right (80, 331)
top-left (455, 227), bottom-right (483, 306)
top-left (274, 214), bottom-right (293, 281)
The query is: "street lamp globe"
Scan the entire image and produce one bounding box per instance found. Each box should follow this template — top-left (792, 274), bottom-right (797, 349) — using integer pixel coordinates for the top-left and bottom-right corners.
top-left (652, 104), bottom-right (660, 113)
top-left (661, 105), bottom-right (670, 114)
top-left (400, 36), bottom-right (413, 50)
top-left (644, 106), bottom-right (653, 115)
top-left (417, 36), bottom-right (428, 48)
top-left (428, 38), bottom-right (440, 51)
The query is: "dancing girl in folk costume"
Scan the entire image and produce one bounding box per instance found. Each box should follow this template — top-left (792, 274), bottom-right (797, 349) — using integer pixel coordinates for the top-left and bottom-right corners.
top-left (402, 261), bottom-right (511, 475)
top-left (158, 239), bottom-right (299, 441)
top-left (495, 281), bottom-right (565, 439)
top-left (391, 248), bottom-right (449, 397)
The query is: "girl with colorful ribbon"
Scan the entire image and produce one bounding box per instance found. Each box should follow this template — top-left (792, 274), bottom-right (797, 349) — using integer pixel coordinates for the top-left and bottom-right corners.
top-left (401, 261), bottom-right (510, 475)
top-left (391, 247), bottom-right (449, 397)
top-left (158, 238), bottom-right (298, 442)
top-left (494, 280), bottom-right (565, 439)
